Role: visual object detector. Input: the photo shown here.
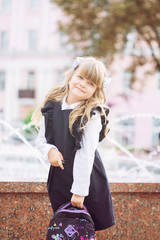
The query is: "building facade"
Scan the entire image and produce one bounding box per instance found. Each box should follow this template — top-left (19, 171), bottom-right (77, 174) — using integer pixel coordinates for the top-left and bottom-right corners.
top-left (0, 0), bottom-right (74, 125)
top-left (0, 0), bottom-right (160, 149)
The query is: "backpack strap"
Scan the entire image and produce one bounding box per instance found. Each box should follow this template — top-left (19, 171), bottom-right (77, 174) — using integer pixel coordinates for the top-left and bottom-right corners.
top-left (60, 202), bottom-right (87, 211)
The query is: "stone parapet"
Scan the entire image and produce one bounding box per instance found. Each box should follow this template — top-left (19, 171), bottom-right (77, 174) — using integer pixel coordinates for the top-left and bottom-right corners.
top-left (0, 182), bottom-right (159, 239)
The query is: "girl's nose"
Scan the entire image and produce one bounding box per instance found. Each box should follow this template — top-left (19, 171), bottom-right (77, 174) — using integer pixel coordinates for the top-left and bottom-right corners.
top-left (79, 80), bottom-right (86, 88)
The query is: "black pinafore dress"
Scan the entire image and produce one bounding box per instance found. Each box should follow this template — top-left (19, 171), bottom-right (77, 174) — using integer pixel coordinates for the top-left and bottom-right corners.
top-left (41, 100), bottom-right (116, 231)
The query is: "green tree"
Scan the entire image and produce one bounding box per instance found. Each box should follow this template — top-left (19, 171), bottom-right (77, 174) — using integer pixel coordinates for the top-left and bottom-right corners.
top-left (51, 0), bottom-right (160, 82)
top-left (23, 109), bottom-right (37, 135)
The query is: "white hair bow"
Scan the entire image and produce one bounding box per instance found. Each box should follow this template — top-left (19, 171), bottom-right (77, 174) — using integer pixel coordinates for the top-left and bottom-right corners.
top-left (72, 57), bottom-right (84, 69)
top-left (103, 76), bottom-right (112, 88)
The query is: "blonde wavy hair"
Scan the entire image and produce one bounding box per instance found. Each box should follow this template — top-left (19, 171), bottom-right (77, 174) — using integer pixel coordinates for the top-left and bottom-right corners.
top-left (32, 56), bottom-right (110, 136)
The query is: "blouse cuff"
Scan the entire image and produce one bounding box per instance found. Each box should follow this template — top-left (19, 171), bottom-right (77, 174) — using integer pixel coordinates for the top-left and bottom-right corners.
top-left (70, 185), bottom-right (89, 197)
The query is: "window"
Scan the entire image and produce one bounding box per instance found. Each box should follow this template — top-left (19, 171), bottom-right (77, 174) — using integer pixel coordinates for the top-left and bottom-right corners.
top-left (18, 71), bottom-right (35, 98)
top-left (125, 31), bottom-right (137, 52)
top-left (0, 109), bottom-right (4, 131)
top-left (0, 109), bottom-right (4, 118)
top-left (2, 0), bottom-right (11, 12)
top-left (156, 72), bottom-right (160, 90)
top-left (60, 32), bottom-right (69, 46)
top-left (59, 32), bottom-right (74, 50)
top-left (0, 32), bottom-right (8, 50)
top-left (0, 109), bottom-right (3, 116)
top-left (26, 71), bottom-right (35, 90)
top-left (122, 70), bottom-right (132, 92)
top-left (30, 0), bottom-right (39, 9)
top-left (28, 30), bottom-right (38, 50)
top-left (0, 72), bottom-right (5, 90)
top-left (115, 116), bottom-right (135, 147)
top-left (152, 118), bottom-right (160, 146)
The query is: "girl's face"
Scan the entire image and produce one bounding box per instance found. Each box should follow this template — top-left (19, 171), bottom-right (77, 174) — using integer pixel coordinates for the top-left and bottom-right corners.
top-left (68, 69), bottom-right (97, 102)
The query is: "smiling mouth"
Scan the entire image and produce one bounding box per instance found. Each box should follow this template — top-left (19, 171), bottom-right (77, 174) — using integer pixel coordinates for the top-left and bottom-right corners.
top-left (76, 86), bottom-right (85, 93)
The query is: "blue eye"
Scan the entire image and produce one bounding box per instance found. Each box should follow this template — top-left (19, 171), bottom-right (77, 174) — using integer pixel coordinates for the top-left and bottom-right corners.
top-left (89, 82), bottom-right (94, 86)
top-left (78, 75), bottom-right (83, 79)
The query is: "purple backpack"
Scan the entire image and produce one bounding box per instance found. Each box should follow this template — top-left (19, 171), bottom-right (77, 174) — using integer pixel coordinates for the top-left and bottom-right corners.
top-left (46, 202), bottom-right (96, 240)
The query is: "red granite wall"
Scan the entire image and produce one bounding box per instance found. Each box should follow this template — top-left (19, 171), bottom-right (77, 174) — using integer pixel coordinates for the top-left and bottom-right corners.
top-left (0, 183), bottom-right (159, 240)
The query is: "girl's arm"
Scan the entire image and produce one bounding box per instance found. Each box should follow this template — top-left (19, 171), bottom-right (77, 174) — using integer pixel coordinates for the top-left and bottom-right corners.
top-left (35, 116), bottom-right (58, 163)
top-left (35, 117), bottom-right (64, 170)
top-left (71, 110), bottom-right (102, 197)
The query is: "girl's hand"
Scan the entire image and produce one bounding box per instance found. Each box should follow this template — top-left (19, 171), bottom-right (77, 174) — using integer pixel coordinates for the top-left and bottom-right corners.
top-left (71, 194), bottom-right (85, 209)
top-left (48, 148), bottom-right (64, 170)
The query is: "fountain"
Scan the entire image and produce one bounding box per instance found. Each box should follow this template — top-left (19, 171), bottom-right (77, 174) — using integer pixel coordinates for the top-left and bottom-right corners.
top-left (0, 119), bottom-right (49, 182)
top-left (0, 113), bottom-right (160, 182)
top-left (99, 113), bottom-right (160, 182)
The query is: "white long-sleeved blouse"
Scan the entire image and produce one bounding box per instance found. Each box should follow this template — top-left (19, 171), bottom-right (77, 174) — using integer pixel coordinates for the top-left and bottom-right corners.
top-left (35, 97), bottom-right (102, 196)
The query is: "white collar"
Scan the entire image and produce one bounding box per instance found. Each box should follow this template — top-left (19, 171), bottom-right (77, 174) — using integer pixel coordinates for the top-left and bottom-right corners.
top-left (61, 96), bottom-right (81, 110)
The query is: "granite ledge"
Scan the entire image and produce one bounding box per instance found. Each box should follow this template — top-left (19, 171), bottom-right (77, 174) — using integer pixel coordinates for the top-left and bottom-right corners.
top-left (0, 182), bottom-right (160, 193)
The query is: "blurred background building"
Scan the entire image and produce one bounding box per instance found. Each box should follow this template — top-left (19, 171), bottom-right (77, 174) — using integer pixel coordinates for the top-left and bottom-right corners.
top-left (0, 0), bottom-right (73, 124)
top-left (0, 0), bottom-right (160, 182)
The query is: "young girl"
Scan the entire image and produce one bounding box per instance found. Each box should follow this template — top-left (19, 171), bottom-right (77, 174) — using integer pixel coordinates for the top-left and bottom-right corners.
top-left (32, 56), bottom-right (116, 232)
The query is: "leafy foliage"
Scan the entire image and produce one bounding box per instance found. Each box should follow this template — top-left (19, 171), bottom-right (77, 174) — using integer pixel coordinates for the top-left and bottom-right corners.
top-left (23, 110), bottom-right (37, 135)
top-left (51, 0), bottom-right (160, 77)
